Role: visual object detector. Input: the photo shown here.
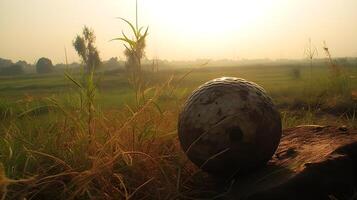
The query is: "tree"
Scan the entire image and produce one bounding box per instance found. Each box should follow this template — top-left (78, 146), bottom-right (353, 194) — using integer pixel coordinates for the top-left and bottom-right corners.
top-left (0, 58), bottom-right (12, 69)
top-left (73, 26), bottom-right (101, 73)
top-left (36, 57), bottom-right (54, 74)
top-left (0, 64), bottom-right (24, 76)
top-left (103, 57), bottom-right (122, 69)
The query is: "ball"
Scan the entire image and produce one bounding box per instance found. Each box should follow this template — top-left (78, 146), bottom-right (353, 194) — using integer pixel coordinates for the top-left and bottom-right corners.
top-left (178, 77), bottom-right (282, 175)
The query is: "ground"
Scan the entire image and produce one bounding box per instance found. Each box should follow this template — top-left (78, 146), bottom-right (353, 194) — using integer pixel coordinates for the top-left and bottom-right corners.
top-left (0, 63), bottom-right (356, 199)
top-left (230, 125), bottom-right (357, 199)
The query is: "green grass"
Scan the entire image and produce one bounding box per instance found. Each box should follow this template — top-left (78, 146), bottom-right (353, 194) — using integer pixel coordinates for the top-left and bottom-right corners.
top-left (2, 64), bottom-right (356, 106)
top-left (0, 63), bottom-right (356, 199)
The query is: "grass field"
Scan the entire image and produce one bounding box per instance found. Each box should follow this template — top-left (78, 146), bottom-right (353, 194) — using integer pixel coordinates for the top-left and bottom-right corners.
top-left (1, 64), bottom-right (356, 119)
top-left (0, 63), bottom-right (356, 199)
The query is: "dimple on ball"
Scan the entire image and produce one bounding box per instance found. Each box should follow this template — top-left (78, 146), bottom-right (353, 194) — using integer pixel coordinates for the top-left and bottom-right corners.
top-left (178, 77), bottom-right (282, 175)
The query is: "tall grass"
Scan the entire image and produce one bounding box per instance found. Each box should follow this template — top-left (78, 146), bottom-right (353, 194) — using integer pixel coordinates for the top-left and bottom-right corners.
top-left (1, 66), bottom-right (356, 199)
top-left (0, 25), bottom-right (196, 199)
top-left (2, 62), bottom-right (355, 198)
top-left (0, 64), bottom-right (224, 199)
top-left (1, 26), bottom-right (356, 198)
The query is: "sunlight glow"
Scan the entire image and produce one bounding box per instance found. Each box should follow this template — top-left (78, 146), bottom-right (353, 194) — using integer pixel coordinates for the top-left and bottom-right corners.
top-left (138, 0), bottom-right (280, 59)
top-left (145, 0), bottom-right (275, 33)
top-left (0, 0), bottom-right (357, 63)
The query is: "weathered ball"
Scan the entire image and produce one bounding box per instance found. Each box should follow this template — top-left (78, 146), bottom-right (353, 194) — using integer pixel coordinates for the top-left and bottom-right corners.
top-left (178, 77), bottom-right (282, 175)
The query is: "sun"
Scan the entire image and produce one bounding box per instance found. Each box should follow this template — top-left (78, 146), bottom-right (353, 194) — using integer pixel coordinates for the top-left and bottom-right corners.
top-left (138, 0), bottom-right (278, 59)
top-left (143, 0), bottom-right (275, 35)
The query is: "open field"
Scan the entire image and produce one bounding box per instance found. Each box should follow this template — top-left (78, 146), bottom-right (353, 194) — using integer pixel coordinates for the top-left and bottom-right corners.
top-left (0, 63), bottom-right (357, 199)
top-left (1, 63), bottom-right (357, 125)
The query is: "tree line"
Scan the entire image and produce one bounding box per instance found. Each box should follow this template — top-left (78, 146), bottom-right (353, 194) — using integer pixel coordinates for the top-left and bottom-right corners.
top-left (0, 56), bottom-right (124, 76)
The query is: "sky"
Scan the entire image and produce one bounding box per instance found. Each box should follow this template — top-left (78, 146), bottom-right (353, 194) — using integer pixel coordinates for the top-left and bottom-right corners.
top-left (0, 0), bottom-right (357, 64)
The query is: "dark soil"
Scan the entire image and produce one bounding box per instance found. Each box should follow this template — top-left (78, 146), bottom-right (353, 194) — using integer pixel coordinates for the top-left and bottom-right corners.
top-left (227, 125), bottom-right (357, 200)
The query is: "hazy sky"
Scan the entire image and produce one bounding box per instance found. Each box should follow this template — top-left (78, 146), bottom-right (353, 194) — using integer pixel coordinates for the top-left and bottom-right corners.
top-left (0, 0), bottom-right (357, 64)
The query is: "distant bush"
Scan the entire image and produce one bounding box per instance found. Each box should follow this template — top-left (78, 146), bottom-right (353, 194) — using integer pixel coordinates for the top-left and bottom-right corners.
top-left (0, 58), bottom-right (13, 69)
top-left (36, 57), bottom-right (54, 74)
top-left (289, 67), bottom-right (301, 79)
top-left (0, 64), bottom-right (24, 76)
top-left (102, 57), bottom-right (123, 69)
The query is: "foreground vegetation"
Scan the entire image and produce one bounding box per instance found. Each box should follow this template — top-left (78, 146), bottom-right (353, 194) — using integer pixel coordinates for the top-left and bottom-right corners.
top-left (0, 63), bottom-right (356, 199)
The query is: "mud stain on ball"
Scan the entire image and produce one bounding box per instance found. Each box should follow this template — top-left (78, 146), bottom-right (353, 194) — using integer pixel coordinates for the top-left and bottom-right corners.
top-left (227, 126), bottom-right (244, 142)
